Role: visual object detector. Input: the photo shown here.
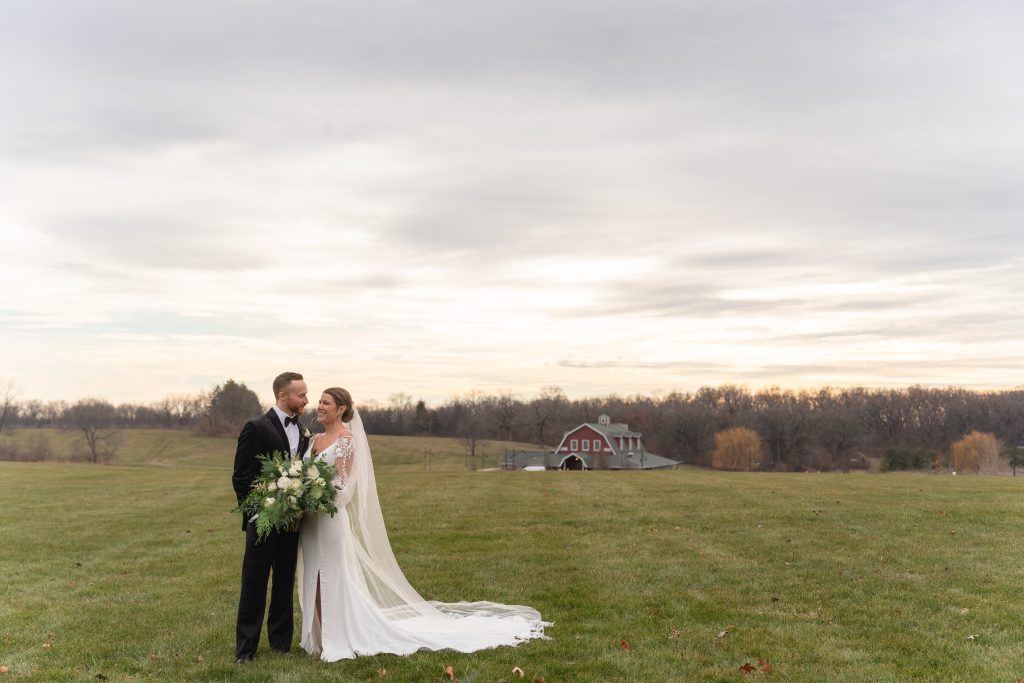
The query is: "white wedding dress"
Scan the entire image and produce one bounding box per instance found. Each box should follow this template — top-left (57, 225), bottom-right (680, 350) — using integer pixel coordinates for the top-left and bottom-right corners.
top-left (298, 411), bottom-right (548, 661)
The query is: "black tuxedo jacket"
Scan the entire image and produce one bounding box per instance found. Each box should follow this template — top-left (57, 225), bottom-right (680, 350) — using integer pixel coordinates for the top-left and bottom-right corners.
top-left (231, 408), bottom-right (310, 530)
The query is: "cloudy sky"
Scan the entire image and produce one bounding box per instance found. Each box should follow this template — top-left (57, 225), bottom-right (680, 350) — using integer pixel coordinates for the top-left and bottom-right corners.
top-left (2, 1), bottom-right (1022, 405)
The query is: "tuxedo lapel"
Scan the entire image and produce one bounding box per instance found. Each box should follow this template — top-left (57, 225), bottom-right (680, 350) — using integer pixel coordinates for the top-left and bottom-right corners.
top-left (265, 409), bottom-right (289, 454)
top-left (297, 428), bottom-right (309, 460)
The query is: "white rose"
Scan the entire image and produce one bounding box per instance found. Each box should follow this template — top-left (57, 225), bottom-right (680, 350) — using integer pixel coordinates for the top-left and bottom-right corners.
top-left (264, 497), bottom-right (275, 507)
top-left (277, 476), bottom-right (291, 490)
top-left (289, 461), bottom-right (302, 476)
top-left (289, 478), bottom-right (303, 491)
top-left (315, 477), bottom-right (325, 486)
top-left (268, 482), bottom-right (278, 491)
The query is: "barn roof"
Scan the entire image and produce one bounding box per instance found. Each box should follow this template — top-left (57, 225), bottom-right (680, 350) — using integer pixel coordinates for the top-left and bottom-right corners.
top-left (569, 422), bottom-right (641, 438)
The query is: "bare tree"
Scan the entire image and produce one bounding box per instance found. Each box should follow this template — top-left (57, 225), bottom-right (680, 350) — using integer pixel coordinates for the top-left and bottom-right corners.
top-left (457, 391), bottom-right (490, 464)
top-left (811, 388), bottom-right (864, 472)
top-left (666, 393), bottom-right (717, 466)
top-left (989, 390), bottom-right (1024, 454)
top-left (155, 393), bottom-right (203, 427)
top-left (388, 393), bottom-right (414, 435)
top-left (65, 399), bottom-right (120, 463)
top-left (867, 388), bottom-right (910, 447)
top-left (43, 401), bottom-right (68, 427)
top-left (755, 387), bottom-right (810, 471)
top-left (0, 380), bottom-right (19, 434)
top-left (493, 391), bottom-right (521, 442)
top-left (116, 403), bottom-right (138, 427)
top-left (532, 386), bottom-right (566, 446)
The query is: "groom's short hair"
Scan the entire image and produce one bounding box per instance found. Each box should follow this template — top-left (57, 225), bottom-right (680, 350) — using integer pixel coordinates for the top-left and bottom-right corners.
top-left (273, 371), bottom-right (304, 398)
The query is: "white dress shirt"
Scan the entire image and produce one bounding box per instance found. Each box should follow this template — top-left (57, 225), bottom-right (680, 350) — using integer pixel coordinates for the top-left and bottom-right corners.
top-left (272, 405), bottom-right (301, 457)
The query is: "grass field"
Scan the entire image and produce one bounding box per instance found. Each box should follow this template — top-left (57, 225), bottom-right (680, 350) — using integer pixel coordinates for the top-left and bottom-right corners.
top-left (0, 429), bottom-right (533, 471)
top-left (3, 429), bottom-right (1024, 681)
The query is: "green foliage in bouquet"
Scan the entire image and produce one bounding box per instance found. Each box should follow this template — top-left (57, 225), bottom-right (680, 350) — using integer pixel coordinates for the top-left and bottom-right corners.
top-left (235, 451), bottom-right (339, 542)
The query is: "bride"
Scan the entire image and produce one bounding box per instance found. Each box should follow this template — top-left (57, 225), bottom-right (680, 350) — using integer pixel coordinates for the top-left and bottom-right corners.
top-left (298, 387), bottom-right (548, 661)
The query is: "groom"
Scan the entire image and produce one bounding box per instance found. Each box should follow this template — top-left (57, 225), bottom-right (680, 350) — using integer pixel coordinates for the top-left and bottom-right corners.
top-left (232, 371), bottom-right (310, 663)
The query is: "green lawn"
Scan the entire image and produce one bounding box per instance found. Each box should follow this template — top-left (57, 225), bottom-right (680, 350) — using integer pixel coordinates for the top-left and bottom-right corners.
top-left (0, 428), bottom-right (536, 471)
top-left (3, 430), bottom-right (1024, 681)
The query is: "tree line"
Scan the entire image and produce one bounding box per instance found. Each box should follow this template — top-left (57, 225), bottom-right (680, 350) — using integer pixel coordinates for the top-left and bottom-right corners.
top-left (2, 381), bottom-right (1022, 471)
top-left (0, 379), bottom-right (260, 462)
top-left (356, 385), bottom-right (1024, 471)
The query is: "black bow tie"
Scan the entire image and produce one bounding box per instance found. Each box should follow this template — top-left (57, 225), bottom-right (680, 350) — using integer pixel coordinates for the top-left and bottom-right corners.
top-left (284, 415), bottom-right (300, 427)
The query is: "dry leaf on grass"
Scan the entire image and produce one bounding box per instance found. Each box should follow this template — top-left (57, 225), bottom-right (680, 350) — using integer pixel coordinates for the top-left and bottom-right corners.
top-left (967, 634), bottom-right (979, 641)
top-left (668, 628), bottom-right (681, 639)
top-left (445, 664), bottom-right (455, 680)
top-left (512, 666), bottom-right (525, 677)
top-left (716, 626), bottom-right (732, 639)
top-left (739, 662), bottom-right (757, 674)
top-left (378, 668), bottom-right (387, 678)
top-left (759, 659), bottom-right (774, 673)
top-left (620, 639), bottom-right (631, 651)
top-left (0, 666), bottom-right (10, 674)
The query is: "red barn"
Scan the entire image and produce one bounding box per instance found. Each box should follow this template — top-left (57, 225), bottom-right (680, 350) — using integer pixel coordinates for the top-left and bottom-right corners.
top-left (550, 414), bottom-right (676, 470)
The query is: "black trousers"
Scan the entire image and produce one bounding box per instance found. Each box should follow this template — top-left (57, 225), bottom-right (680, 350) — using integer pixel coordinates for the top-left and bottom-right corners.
top-left (235, 522), bottom-right (300, 658)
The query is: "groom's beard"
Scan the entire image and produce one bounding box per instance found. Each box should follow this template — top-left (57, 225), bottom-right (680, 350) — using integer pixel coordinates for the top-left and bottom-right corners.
top-left (284, 398), bottom-right (307, 418)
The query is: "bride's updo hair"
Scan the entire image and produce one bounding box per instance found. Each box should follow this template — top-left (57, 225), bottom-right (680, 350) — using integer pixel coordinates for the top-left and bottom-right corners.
top-left (324, 387), bottom-right (354, 423)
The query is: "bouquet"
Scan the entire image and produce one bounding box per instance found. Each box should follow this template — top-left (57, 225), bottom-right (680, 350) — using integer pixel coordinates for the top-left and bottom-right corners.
top-left (235, 451), bottom-right (339, 541)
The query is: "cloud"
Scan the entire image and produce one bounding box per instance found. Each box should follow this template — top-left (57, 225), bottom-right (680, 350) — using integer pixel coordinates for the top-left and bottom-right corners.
top-left (2, 0), bottom-right (1023, 402)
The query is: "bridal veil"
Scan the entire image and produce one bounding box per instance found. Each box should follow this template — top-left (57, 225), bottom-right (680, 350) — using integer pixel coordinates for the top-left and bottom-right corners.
top-left (298, 409), bottom-right (548, 659)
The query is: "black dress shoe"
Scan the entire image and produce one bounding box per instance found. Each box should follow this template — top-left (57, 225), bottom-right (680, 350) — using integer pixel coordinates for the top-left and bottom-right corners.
top-left (270, 647), bottom-right (290, 654)
top-left (236, 654), bottom-right (254, 664)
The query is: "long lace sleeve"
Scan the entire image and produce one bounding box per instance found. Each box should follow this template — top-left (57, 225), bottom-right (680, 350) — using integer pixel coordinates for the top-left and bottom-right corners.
top-left (333, 435), bottom-right (356, 507)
